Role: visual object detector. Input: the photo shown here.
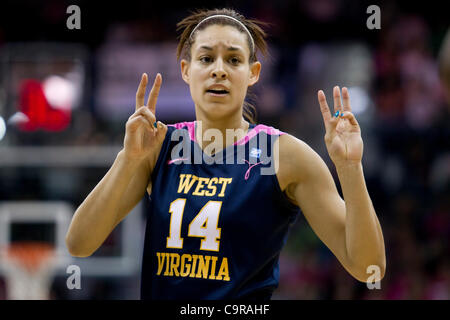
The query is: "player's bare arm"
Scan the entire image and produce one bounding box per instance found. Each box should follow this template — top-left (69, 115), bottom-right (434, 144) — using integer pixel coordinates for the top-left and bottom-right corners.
top-left (276, 86), bottom-right (386, 283)
top-left (65, 73), bottom-right (167, 257)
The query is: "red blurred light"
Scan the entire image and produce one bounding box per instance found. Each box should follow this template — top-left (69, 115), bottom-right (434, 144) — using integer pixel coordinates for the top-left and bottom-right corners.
top-left (18, 79), bottom-right (71, 132)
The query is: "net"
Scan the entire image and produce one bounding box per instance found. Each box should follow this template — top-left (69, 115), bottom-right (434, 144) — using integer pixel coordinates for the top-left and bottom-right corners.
top-left (0, 241), bottom-right (57, 300)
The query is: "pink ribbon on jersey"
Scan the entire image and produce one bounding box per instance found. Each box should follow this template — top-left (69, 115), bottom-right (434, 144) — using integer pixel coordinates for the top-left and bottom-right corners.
top-left (244, 159), bottom-right (263, 180)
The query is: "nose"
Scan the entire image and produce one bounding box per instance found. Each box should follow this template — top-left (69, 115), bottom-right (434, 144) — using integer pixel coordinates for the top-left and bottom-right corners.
top-left (211, 58), bottom-right (228, 79)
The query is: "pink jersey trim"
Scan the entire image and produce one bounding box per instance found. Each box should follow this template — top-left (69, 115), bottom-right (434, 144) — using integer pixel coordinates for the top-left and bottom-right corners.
top-left (234, 124), bottom-right (286, 146)
top-left (168, 121), bottom-right (285, 146)
top-left (167, 121), bottom-right (196, 142)
top-left (167, 157), bottom-right (189, 165)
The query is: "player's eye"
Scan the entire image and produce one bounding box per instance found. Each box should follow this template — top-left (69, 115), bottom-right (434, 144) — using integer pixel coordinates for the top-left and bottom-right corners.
top-left (199, 56), bottom-right (213, 64)
top-left (229, 57), bottom-right (241, 65)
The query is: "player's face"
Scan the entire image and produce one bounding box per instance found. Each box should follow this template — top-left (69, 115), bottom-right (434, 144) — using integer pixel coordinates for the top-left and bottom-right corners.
top-left (181, 24), bottom-right (261, 120)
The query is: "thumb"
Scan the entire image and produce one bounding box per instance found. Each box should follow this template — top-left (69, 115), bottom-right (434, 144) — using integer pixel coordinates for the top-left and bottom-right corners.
top-left (155, 121), bottom-right (168, 141)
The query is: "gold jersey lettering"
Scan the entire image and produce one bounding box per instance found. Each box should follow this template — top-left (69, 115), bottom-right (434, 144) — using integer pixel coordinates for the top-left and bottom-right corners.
top-left (189, 255), bottom-right (199, 278)
top-left (195, 255), bottom-right (211, 279)
top-left (169, 253), bottom-right (180, 277)
top-left (177, 175), bottom-right (232, 197)
top-left (192, 177), bottom-right (210, 196)
top-left (218, 178), bottom-right (233, 197)
top-left (177, 174), bottom-right (199, 194)
top-left (216, 257), bottom-right (230, 281)
top-left (155, 252), bottom-right (230, 282)
top-left (180, 254), bottom-right (192, 277)
top-left (205, 177), bottom-right (218, 196)
top-left (208, 256), bottom-right (218, 280)
top-left (156, 252), bottom-right (166, 276)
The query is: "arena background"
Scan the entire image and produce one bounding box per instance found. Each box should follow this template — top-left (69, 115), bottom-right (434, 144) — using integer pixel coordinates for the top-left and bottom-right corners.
top-left (0, 0), bottom-right (448, 299)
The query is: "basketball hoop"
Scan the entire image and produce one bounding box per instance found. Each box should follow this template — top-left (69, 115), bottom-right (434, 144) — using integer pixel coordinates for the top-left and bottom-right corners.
top-left (0, 241), bottom-right (57, 300)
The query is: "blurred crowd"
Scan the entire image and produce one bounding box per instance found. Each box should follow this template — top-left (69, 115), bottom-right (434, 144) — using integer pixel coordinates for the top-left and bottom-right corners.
top-left (0, 0), bottom-right (448, 299)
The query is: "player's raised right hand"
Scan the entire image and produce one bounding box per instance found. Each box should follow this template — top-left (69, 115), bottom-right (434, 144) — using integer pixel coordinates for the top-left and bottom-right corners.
top-left (123, 73), bottom-right (167, 161)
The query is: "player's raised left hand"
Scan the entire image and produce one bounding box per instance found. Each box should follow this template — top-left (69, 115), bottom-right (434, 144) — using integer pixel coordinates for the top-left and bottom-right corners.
top-left (317, 86), bottom-right (363, 167)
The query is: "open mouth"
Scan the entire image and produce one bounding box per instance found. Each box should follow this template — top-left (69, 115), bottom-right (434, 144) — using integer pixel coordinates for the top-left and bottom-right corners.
top-left (206, 89), bottom-right (229, 96)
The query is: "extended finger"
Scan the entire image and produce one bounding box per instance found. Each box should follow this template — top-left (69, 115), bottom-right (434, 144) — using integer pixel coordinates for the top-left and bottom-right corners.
top-left (317, 90), bottom-right (332, 130)
top-left (333, 86), bottom-right (343, 115)
top-left (136, 73), bottom-right (148, 111)
top-left (147, 73), bottom-right (162, 114)
top-left (342, 87), bottom-right (351, 112)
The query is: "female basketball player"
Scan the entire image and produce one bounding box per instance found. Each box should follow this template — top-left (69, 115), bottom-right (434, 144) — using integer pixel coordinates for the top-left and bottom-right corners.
top-left (66, 8), bottom-right (386, 299)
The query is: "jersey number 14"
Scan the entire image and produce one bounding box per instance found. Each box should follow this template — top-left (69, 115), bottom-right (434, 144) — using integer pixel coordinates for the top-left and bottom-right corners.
top-left (166, 199), bottom-right (222, 252)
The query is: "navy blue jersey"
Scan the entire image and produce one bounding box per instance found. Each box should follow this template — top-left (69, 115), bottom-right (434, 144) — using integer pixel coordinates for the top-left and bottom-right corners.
top-left (141, 121), bottom-right (299, 299)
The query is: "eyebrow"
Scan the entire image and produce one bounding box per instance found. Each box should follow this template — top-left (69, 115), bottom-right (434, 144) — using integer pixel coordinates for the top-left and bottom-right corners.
top-left (199, 45), bottom-right (243, 53)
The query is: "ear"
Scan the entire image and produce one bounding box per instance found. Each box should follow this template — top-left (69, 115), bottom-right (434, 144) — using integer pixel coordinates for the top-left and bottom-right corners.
top-left (248, 61), bottom-right (261, 87)
top-left (180, 59), bottom-right (190, 85)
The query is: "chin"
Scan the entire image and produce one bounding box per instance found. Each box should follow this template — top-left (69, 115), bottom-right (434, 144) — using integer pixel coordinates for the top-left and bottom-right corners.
top-left (200, 102), bottom-right (238, 119)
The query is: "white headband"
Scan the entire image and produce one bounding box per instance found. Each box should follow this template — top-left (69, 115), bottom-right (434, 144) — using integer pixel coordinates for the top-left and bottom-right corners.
top-left (189, 14), bottom-right (255, 54)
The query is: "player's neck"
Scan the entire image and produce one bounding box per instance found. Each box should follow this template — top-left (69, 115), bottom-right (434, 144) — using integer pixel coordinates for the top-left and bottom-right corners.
top-left (194, 115), bottom-right (249, 154)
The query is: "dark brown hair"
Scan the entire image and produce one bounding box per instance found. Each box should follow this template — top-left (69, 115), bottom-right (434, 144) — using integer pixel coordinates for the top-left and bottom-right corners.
top-left (176, 8), bottom-right (269, 124)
